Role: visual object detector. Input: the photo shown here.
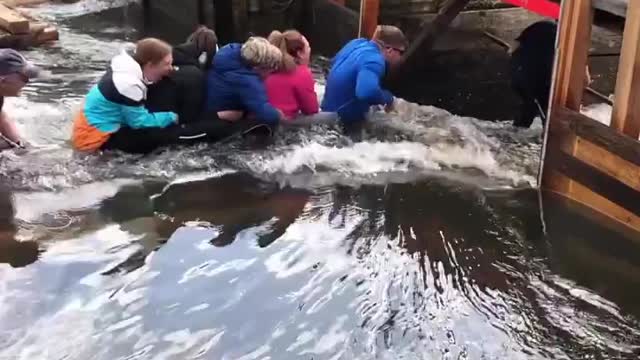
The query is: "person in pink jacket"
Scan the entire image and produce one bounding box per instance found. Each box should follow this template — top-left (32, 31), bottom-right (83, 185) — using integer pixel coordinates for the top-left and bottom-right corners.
top-left (265, 30), bottom-right (319, 121)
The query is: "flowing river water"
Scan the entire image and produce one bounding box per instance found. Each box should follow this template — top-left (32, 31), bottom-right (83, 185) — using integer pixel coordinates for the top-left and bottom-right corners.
top-left (0, 1), bottom-right (639, 359)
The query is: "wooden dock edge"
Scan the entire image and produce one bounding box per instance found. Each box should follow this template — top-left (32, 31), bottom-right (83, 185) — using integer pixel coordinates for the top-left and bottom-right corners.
top-left (541, 0), bottom-right (640, 235)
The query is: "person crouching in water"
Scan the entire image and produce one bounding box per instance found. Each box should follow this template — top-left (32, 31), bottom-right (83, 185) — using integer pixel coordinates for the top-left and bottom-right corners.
top-left (321, 25), bottom-right (407, 125)
top-left (72, 38), bottom-right (249, 154)
top-left (265, 30), bottom-right (320, 122)
top-left (146, 26), bottom-right (218, 124)
top-left (205, 36), bottom-right (285, 126)
top-left (0, 49), bottom-right (41, 150)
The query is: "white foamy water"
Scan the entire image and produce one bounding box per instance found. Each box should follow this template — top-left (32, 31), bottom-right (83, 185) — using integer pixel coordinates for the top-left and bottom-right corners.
top-left (582, 103), bottom-right (613, 126)
top-left (581, 103), bottom-right (640, 140)
top-left (21, 0), bottom-right (137, 19)
top-left (0, 0), bottom-right (544, 195)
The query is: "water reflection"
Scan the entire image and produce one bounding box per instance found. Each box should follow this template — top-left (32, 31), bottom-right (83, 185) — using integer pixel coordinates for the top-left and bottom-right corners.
top-left (0, 188), bottom-right (41, 268)
top-left (2, 173), bottom-right (640, 358)
top-left (153, 172), bottom-right (311, 248)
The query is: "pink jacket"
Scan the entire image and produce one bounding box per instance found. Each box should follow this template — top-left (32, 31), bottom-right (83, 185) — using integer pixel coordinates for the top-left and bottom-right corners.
top-left (265, 64), bottom-right (319, 120)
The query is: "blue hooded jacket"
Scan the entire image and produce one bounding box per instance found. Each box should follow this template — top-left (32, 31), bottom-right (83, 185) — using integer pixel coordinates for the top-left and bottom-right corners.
top-left (204, 43), bottom-right (280, 124)
top-left (321, 39), bottom-right (394, 123)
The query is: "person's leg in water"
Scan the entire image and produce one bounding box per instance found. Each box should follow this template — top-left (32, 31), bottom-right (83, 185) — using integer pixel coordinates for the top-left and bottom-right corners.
top-left (101, 114), bottom-right (273, 154)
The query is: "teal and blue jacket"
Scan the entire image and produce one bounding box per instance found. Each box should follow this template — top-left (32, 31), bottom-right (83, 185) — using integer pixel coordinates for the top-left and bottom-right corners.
top-left (72, 50), bottom-right (177, 151)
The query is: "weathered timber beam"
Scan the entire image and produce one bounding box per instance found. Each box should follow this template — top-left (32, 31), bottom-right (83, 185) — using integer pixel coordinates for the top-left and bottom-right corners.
top-left (546, 148), bottom-right (640, 217)
top-left (593, 0), bottom-right (627, 18)
top-left (0, 3), bottom-right (29, 34)
top-left (393, 0), bottom-right (472, 76)
top-left (553, 107), bottom-right (640, 167)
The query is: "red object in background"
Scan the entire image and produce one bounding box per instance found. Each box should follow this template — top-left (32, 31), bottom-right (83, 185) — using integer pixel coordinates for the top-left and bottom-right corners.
top-left (502, 0), bottom-right (561, 19)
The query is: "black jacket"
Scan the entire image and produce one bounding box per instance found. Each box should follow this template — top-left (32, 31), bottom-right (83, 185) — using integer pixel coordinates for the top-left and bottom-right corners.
top-left (146, 43), bottom-right (207, 124)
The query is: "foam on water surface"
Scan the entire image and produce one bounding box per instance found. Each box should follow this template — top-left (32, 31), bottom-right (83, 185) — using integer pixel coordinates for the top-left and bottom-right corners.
top-left (3, 3), bottom-right (638, 359)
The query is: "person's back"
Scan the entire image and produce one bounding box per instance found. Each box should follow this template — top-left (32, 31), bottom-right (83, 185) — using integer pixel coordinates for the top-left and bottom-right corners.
top-left (510, 21), bottom-right (557, 127)
top-left (205, 43), bottom-right (254, 112)
top-left (205, 37), bottom-right (283, 125)
top-left (266, 65), bottom-right (317, 120)
top-left (322, 26), bottom-right (407, 124)
top-left (146, 26), bottom-right (217, 124)
top-left (321, 39), bottom-right (388, 123)
top-left (265, 30), bottom-right (318, 120)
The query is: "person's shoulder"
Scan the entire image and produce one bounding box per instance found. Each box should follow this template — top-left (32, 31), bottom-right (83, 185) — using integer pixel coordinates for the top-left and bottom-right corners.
top-left (294, 65), bottom-right (315, 81)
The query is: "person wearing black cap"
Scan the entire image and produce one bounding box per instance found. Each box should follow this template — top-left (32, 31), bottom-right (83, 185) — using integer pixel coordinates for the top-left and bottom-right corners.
top-left (0, 49), bottom-right (40, 150)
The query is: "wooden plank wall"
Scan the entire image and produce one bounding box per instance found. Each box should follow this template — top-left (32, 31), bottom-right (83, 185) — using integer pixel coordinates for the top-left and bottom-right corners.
top-left (542, 0), bottom-right (640, 235)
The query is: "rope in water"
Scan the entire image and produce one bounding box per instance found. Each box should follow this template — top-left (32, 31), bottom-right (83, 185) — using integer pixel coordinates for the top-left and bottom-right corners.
top-left (0, 132), bottom-right (24, 149)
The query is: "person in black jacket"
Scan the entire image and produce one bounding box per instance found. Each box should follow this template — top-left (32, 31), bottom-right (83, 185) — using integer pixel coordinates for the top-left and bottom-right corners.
top-left (146, 26), bottom-right (218, 124)
top-left (510, 21), bottom-right (557, 128)
top-left (510, 20), bottom-right (591, 128)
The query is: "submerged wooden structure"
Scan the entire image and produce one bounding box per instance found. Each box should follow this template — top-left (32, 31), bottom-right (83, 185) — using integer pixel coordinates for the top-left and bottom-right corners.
top-left (541, 0), bottom-right (640, 234)
top-left (352, 0), bottom-right (639, 235)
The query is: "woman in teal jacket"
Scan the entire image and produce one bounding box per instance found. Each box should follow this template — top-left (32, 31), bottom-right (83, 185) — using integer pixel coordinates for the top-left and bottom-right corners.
top-left (73, 38), bottom-right (254, 154)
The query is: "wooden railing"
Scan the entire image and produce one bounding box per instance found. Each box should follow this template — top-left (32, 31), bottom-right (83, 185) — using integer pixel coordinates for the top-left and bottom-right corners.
top-left (541, 0), bottom-right (640, 233)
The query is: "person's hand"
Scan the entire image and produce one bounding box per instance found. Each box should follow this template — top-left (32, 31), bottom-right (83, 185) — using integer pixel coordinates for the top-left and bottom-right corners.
top-left (584, 65), bottom-right (593, 88)
top-left (276, 109), bottom-right (286, 121)
top-left (218, 110), bottom-right (244, 122)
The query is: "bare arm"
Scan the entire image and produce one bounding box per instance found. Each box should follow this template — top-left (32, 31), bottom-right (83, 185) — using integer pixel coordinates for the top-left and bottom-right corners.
top-left (0, 111), bottom-right (22, 144)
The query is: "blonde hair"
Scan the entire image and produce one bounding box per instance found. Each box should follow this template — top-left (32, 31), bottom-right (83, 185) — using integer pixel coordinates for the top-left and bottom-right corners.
top-left (241, 36), bottom-right (283, 72)
top-left (372, 25), bottom-right (408, 49)
top-left (268, 30), bottom-right (306, 72)
top-left (134, 38), bottom-right (172, 65)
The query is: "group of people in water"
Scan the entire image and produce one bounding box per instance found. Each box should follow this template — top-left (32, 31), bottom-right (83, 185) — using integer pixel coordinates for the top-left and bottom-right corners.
top-left (65, 24), bottom-right (408, 154)
top-left (0, 20), bottom-right (575, 155)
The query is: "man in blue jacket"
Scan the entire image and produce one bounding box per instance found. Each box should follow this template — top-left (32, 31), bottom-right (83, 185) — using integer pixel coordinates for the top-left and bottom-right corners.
top-left (205, 36), bottom-right (284, 125)
top-left (322, 25), bottom-right (407, 124)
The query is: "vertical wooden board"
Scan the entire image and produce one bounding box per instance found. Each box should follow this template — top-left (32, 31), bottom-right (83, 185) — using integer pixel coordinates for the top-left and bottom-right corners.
top-left (358, 0), bottom-right (379, 39)
top-left (551, 0), bottom-right (593, 111)
top-left (542, 0), bottom-right (593, 196)
top-left (611, 4), bottom-right (640, 139)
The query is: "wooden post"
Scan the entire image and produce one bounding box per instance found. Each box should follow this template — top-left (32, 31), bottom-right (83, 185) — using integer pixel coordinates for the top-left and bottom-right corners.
top-left (358, 0), bottom-right (379, 39)
top-left (611, 4), bottom-right (640, 139)
top-left (390, 0), bottom-right (471, 81)
top-left (550, 0), bottom-right (593, 111)
top-left (232, 0), bottom-right (248, 41)
top-left (541, 0), bottom-right (592, 193)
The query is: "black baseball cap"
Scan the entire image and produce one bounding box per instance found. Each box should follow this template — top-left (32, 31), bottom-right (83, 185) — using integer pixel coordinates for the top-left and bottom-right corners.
top-left (0, 49), bottom-right (41, 79)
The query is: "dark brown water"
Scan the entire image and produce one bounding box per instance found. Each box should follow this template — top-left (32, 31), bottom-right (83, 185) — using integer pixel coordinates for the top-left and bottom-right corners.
top-left (0, 2), bottom-right (639, 359)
